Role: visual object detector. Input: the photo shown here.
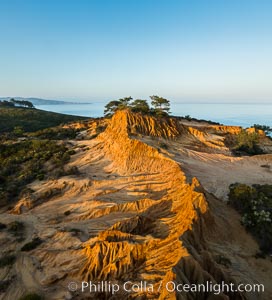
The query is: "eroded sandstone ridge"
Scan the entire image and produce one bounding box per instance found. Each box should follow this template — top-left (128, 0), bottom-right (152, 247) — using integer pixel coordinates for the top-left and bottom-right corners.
top-left (1, 111), bottom-right (271, 300)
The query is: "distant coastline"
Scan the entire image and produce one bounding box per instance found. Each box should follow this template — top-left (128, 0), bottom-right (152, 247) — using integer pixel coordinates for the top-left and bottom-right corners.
top-left (29, 102), bottom-right (272, 128)
top-left (0, 97), bottom-right (92, 106)
top-left (1, 98), bottom-right (271, 128)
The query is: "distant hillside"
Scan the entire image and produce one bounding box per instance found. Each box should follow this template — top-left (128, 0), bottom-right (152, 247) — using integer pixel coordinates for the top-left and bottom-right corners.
top-left (0, 97), bottom-right (92, 105)
top-left (0, 107), bottom-right (90, 133)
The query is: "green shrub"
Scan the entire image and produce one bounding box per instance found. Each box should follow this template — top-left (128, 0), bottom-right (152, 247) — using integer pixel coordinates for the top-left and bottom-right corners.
top-left (253, 124), bottom-right (272, 135)
top-left (67, 149), bottom-right (76, 155)
top-left (7, 221), bottom-right (24, 236)
top-left (65, 166), bottom-right (80, 176)
top-left (254, 252), bottom-right (266, 259)
top-left (158, 142), bottom-right (168, 149)
top-left (13, 126), bottom-right (24, 137)
top-left (0, 255), bottom-right (16, 268)
top-left (0, 106), bottom-right (88, 134)
top-left (0, 279), bottom-right (12, 293)
top-left (21, 237), bottom-right (42, 252)
top-left (260, 164), bottom-right (270, 169)
top-left (214, 254), bottom-right (232, 268)
top-left (230, 130), bottom-right (263, 155)
top-left (184, 115), bottom-right (192, 121)
top-left (36, 173), bottom-right (45, 181)
top-left (0, 140), bottom-right (72, 205)
top-left (96, 125), bottom-right (106, 133)
top-left (228, 183), bottom-right (272, 254)
top-left (30, 127), bottom-right (80, 140)
top-left (0, 223), bottom-right (6, 230)
top-left (68, 228), bottom-right (82, 236)
top-left (19, 293), bottom-right (42, 300)
top-left (68, 228), bottom-right (81, 233)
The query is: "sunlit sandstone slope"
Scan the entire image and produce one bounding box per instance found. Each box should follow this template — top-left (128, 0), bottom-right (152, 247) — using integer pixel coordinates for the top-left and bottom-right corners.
top-left (0, 110), bottom-right (271, 300)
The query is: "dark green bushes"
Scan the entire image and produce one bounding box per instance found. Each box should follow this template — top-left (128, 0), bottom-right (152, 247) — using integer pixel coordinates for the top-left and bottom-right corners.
top-left (253, 124), bottom-right (272, 135)
top-left (0, 107), bottom-right (88, 133)
top-left (7, 221), bottom-right (25, 236)
top-left (228, 183), bottom-right (272, 254)
top-left (0, 223), bottom-right (6, 230)
top-left (0, 140), bottom-right (72, 206)
top-left (21, 237), bottom-right (42, 252)
top-left (158, 142), bottom-right (168, 149)
top-left (225, 130), bottom-right (263, 155)
top-left (0, 255), bottom-right (16, 268)
top-left (214, 254), bottom-right (232, 268)
top-left (235, 131), bottom-right (263, 155)
top-left (0, 278), bottom-right (13, 293)
top-left (29, 127), bottom-right (80, 140)
top-left (19, 293), bottom-right (43, 300)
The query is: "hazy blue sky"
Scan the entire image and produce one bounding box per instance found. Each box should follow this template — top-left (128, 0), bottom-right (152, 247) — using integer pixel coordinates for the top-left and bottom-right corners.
top-left (0, 0), bottom-right (272, 103)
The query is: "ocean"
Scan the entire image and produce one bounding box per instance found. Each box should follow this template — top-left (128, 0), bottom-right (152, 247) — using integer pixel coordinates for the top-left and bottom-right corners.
top-left (35, 102), bottom-right (272, 128)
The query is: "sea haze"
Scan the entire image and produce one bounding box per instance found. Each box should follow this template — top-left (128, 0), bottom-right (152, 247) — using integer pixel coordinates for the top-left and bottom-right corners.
top-left (35, 102), bottom-right (272, 128)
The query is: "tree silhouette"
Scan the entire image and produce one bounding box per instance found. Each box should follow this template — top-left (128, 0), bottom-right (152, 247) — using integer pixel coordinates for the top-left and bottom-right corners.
top-left (150, 95), bottom-right (170, 116)
top-left (9, 98), bottom-right (34, 108)
top-left (103, 95), bottom-right (171, 117)
top-left (130, 99), bottom-right (150, 114)
top-left (104, 97), bottom-right (132, 117)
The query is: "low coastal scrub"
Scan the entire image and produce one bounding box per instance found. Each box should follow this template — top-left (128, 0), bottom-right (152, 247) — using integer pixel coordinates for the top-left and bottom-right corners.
top-left (0, 99), bottom-right (34, 108)
top-left (0, 222), bottom-right (7, 230)
top-left (253, 124), bottom-right (272, 135)
top-left (0, 254), bottom-right (16, 268)
top-left (21, 238), bottom-right (43, 252)
top-left (0, 278), bottom-right (13, 293)
top-left (7, 221), bottom-right (25, 242)
top-left (7, 221), bottom-right (25, 236)
top-left (177, 115), bottom-right (221, 125)
top-left (228, 183), bottom-right (272, 255)
top-left (0, 140), bottom-right (72, 206)
top-left (225, 130), bottom-right (263, 155)
top-left (0, 106), bottom-right (88, 133)
top-left (29, 127), bottom-right (81, 140)
top-left (19, 293), bottom-right (43, 300)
